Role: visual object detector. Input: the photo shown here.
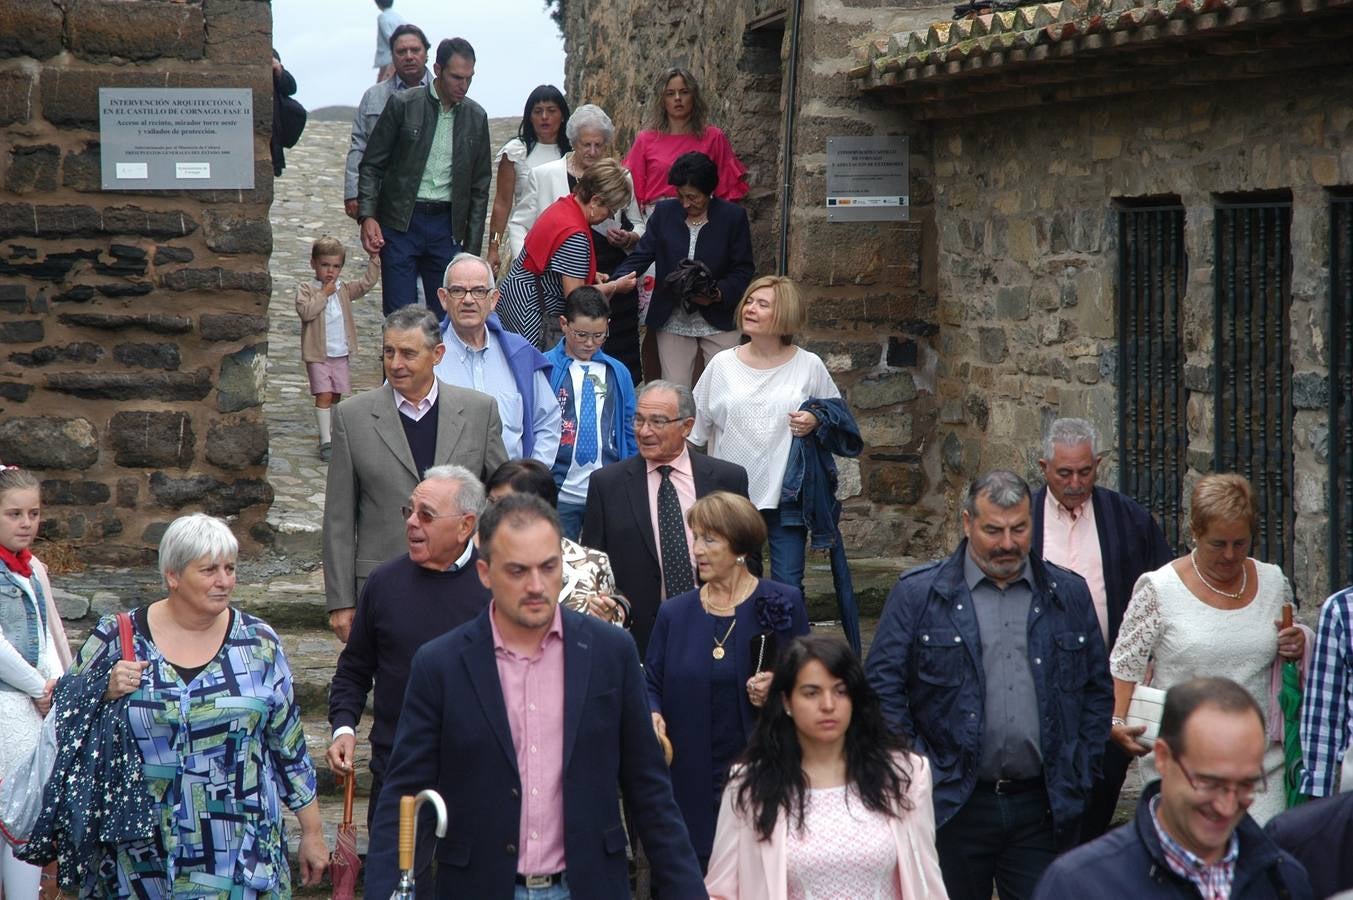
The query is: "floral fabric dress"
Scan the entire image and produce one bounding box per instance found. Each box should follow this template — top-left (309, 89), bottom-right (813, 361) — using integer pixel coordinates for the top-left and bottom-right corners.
top-left (71, 610), bottom-right (317, 898)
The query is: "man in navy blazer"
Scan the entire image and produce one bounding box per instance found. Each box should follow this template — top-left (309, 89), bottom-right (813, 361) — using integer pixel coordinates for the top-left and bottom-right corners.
top-left (364, 493), bottom-right (705, 899)
top-left (582, 380), bottom-right (758, 657)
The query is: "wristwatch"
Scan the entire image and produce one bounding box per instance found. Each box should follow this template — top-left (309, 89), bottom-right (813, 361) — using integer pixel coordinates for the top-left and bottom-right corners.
top-left (1111, 716), bottom-right (1127, 727)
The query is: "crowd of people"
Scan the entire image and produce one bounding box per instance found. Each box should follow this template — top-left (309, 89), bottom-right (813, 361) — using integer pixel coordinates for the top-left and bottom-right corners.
top-left (3, 11), bottom-right (1353, 900)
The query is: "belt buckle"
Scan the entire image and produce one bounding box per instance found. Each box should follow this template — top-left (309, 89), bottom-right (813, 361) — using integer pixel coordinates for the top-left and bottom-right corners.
top-left (524, 874), bottom-right (553, 889)
top-left (993, 778), bottom-right (1012, 796)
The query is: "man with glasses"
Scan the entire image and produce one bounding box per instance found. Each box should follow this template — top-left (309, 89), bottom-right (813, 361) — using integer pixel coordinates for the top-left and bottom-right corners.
top-left (327, 465), bottom-right (491, 890)
top-left (434, 252), bottom-right (562, 465)
top-left (544, 286), bottom-right (638, 540)
top-left (581, 380), bottom-right (755, 655)
top-left (1033, 677), bottom-right (1314, 899)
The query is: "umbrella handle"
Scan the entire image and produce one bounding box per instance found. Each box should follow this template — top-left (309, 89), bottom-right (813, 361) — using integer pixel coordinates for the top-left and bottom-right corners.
top-left (1281, 603), bottom-right (1293, 630)
top-left (342, 770), bottom-right (356, 827)
top-left (399, 795), bottom-right (416, 872)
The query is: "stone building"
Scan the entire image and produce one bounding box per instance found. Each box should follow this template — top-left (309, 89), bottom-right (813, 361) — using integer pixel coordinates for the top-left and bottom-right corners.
top-left (562, 0), bottom-right (1353, 602)
top-left (0, 1), bottom-right (275, 564)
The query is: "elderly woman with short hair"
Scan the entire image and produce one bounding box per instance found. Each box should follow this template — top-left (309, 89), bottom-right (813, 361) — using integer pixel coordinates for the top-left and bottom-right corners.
top-left (511, 104), bottom-right (647, 378)
top-left (496, 158), bottom-right (639, 348)
top-left (1109, 473), bottom-right (1306, 823)
top-left (646, 491), bottom-right (810, 870)
top-left (74, 513), bottom-right (327, 895)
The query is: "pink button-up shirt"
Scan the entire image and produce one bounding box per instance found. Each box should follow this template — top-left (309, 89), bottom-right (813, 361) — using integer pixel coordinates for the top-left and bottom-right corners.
top-left (395, 379), bottom-right (439, 422)
top-left (1041, 490), bottom-right (1109, 643)
top-left (646, 447), bottom-right (697, 598)
top-left (490, 601), bottom-right (567, 876)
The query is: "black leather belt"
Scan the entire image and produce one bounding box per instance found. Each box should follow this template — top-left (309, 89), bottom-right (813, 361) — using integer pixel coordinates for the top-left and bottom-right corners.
top-left (977, 776), bottom-right (1045, 796)
top-left (515, 872), bottom-right (565, 888)
top-left (412, 200), bottom-right (453, 214)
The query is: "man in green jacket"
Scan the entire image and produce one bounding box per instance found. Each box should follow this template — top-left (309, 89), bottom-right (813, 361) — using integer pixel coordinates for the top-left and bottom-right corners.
top-left (357, 36), bottom-right (490, 315)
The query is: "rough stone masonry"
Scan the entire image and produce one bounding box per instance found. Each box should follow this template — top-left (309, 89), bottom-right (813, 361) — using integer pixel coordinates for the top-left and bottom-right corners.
top-left (0, 0), bottom-right (275, 563)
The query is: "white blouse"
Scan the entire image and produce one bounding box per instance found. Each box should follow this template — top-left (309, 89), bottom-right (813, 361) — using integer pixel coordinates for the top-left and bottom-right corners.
top-left (497, 138), bottom-right (562, 257)
top-left (785, 786), bottom-right (902, 900)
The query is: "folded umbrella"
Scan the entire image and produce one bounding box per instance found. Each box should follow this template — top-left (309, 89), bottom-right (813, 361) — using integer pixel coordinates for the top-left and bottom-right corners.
top-left (330, 772), bottom-right (361, 899)
top-left (1279, 603), bottom-right (1307, 809)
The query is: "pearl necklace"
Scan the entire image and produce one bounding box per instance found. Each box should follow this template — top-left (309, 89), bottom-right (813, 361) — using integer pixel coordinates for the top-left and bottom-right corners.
top-left (1189, 549), bottom-right (1248, 599)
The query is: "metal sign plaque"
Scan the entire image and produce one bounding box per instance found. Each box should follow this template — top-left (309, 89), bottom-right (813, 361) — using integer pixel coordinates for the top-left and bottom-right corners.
top-left (825, 135), bottom-right (909, 222)
top-left (99, 88), bottom-right (255, 190)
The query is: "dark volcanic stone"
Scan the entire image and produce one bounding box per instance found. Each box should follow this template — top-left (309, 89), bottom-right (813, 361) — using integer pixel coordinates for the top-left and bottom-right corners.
top-left (110, 410), bottom-right (195, 467)
top-left (0, 417), bottom-right (98, 469)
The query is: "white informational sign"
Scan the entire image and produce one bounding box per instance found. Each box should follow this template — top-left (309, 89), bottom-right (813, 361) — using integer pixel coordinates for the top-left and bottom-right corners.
top-left (825, 135), bottom-right (910, 222)
top-left (99, 88), bottom-right (255, 190)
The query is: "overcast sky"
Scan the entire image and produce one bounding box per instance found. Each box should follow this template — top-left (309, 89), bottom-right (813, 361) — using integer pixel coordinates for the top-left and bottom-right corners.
top-left (272, 0), bottom-right (566, 117)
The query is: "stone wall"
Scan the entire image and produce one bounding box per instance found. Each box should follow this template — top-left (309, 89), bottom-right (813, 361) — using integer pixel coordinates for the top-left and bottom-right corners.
top-left (927, 68), bottom-right (1353, 603)
top-left (0, 0), bottom-right (275, 564)
top-left (561, 0), bottom-right (956, 556)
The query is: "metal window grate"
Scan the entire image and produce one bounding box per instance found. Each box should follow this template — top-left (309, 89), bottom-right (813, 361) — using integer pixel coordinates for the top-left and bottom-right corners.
top-left (1331, 197), bottom-right (1353, 593)
top-left (1116, 205), bottom-right (1188, 551)
top-left (1213, 200), bottom-right (1294, 574)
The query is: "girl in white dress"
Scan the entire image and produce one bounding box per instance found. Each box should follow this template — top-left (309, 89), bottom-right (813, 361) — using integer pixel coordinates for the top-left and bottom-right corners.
top-left (706, 635), bottom-right (947, 900)
top-left (0, 466), bottom-right (72, 896)
top-left (1108, 473), bottom-right (1307, 823)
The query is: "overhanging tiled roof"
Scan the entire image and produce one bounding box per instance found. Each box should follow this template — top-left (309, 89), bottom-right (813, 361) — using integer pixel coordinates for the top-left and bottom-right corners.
top-left (850, 0), bottom-right (1353, 116)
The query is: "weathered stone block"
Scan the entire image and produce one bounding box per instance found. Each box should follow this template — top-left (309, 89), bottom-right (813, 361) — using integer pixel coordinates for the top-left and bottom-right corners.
top-left (58, 312), bottom-right (193, 334)
top-left (61, 142), bottom-right (102, 192)
top-left (110, 411), bottom-right (196, 468)
top-left (1292, 372), bottom-right (1328, 410)
top-left (204, 0), bottom-right (272, 62)
top-left (996, 285), bottom-right (1031, 321)
top-left (0, 383), bottom-right (34, 402)
top-left (886, 336), bottom-right (919, 368)
top-left (154, 245), bottom-right (195, 265)
top-left (95, 282), bottom-right (154, 297)
top-left (0, 417), bottom-right (98, 469)
top-left (66, 0), bottom-right (205, 61)
top-left (52, 285), bottom-right (96, 304)
top-left (9, 342), bottom-right (103, 367)
top-left (161, 267), bottom-right (271, 294)
top-left (206, 419), bottom-right (268, 469)
top-left (0, 248), bottom-right (100, 282)
top-left (0, 0), bottom-right (63, 59)
top-left (113, 342), bottom-right (181, 371)
top-left (41, 479), bottom-right (111, 506)
top-left (800, 339), bottom-right (879, 374)
top-left (5, 144), bottom-right (59, 194)
top-left (45, 369), bottom-right (212, 401)
top-left (52, 587), bottom-right (91, 620)
top-left (0, 320), bottom-right (43, 343)
top-left (967, 394), bottom-right (991, 430)
top-left (0, 203), bottom-right (36, 238)
top-left (852, 372), bottom-right (918, 410)
top-left (866, 463), bottom-right (925, 505)
top-left (33, 205), bottom-right (103, 237)
top-left (0, 70), bottom-right (36, 126)
top-left (199, 312), bottom-right (268, 342)
top-left (978, 327), bottom-right (1008, 363)
top-left (116, 477), bottom-right (138, 507)
top-left (218, 345), bottom-right (266, 412)
top-left (1183, 363), bottom-right (1212, 393)
top-left (859, 414), bottom-right (913, 448)
top-left (202, 210), bottom-right (273, 254)
top-left (0, 283), bottom-right (25, 313)
top-left (103, 207), bottom-right (200, 238)
top-left (149, 472), bottom-right (273, 515)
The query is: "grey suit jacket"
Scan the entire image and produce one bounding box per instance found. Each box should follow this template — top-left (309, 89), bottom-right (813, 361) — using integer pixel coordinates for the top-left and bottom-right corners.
top-left (323, 380), bottom-right (508, 612)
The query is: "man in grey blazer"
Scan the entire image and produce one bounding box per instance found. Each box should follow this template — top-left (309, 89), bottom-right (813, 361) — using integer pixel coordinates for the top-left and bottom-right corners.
top-left (324, 307), bottom-right (507, 642)
top-left (357, 36), bottom-right (491, 315)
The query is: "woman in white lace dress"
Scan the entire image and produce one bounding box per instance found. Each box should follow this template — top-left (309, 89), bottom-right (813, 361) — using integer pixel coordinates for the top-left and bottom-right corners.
top-left (1108, 473), bottom-right (1306, 823)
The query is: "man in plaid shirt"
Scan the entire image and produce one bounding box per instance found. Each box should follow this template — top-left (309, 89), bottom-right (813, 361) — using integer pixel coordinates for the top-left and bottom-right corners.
top-left (1298, 584), bottom-right (1353, 797)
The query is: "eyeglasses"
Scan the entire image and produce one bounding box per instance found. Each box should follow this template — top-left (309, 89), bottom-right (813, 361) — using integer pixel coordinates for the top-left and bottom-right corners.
top-left (1173, 755), bottom-right (1266, 804)
top-left (401, 505), bottom-right (470, 525)
top-left (444, 286), bottom-right (492, 300)
top-left (566, 326), bottom-right (609, 344)
top-left (632, 415), bottom-right (687, 430)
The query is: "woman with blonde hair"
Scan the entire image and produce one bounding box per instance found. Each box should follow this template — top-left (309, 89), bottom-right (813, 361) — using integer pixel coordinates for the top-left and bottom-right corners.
top-left (1108, 473), bottom-right (1307, 823)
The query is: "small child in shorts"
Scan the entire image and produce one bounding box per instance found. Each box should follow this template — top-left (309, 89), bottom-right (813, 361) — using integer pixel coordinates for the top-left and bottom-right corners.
top-left (295, 236), bottom-right (379, 461)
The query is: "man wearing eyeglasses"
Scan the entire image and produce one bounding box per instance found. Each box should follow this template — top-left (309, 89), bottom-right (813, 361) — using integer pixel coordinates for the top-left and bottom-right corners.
top-left (544, 286), bottom-right (638, 541)
top-left (1033, 677), bottom-right (1314, 900)
top-left (434, 252), bottom-right (562, 466)
top-left (327, 465), bottom-right (492, 888)
top-left (582, 379), bottom-right (756, 656)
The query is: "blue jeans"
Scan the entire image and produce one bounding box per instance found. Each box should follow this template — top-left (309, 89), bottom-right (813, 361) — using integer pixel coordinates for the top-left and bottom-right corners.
top-left (557, 501), bottom-right (586, 542)
top-left (379, 207), bottom-right (462, 315)
top-left (936, 783), bottom-right (1060, 900)
top-left (513, 874), bottom-right (570, 900)
top-left (761, 508), bottom-right (807, 599)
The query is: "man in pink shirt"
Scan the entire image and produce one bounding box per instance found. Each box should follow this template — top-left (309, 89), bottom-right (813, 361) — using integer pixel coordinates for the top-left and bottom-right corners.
top-left (363, 493), bottom-right (706, 898)
top-left (1031, 417), bottom-right (1174, 842)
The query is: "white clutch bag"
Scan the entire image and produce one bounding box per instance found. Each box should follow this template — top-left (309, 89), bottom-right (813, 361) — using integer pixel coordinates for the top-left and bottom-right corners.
top-left (1126, 684), bottom-right (1168, 748)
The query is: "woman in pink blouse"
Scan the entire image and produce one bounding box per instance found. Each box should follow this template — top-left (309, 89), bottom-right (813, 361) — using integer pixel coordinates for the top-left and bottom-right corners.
top-left (624, 66), bottom-right (749, 212)
top-left (707, 635), bottom-right (948, 900)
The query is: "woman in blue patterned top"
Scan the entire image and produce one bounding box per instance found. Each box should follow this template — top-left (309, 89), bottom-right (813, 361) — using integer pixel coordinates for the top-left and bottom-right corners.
top-left (73, 514), bottom-right (326, 897)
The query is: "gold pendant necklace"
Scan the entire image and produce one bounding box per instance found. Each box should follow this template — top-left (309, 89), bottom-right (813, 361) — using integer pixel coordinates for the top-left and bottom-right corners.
top-left (712, 617), bottom-right (736, 660)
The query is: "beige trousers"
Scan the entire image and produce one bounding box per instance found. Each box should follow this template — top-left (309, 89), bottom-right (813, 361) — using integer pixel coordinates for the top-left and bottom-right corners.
top-left (655, 328), bottom-right (740, 389)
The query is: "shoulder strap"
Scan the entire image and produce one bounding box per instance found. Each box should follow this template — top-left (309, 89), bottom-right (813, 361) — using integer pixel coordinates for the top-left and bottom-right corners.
top-left (116, 611), bottom-right (135, 661)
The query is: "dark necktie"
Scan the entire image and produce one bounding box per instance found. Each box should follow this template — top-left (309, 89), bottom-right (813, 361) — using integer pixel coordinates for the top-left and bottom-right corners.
top-left (575, 365), bottom-right (598, 465)
top-left (657, 465), bottom-right (695, 596)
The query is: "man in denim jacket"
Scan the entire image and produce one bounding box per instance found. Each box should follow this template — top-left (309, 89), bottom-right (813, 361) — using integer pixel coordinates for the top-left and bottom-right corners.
top-left (866, 470), bottom-right (1113, 900)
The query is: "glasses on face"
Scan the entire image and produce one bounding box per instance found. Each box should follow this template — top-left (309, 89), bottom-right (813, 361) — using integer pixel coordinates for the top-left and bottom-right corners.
top-left (566, 326), bottom-right (609, 344)
top-left (1173, 755), bottom-right (1266, 804)
top-left (632, 415), bottom-right (685, 430)
top-left (401, 505), bottom-right (469, 525)
top-left (445, 286), bottom-right (491, 300)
